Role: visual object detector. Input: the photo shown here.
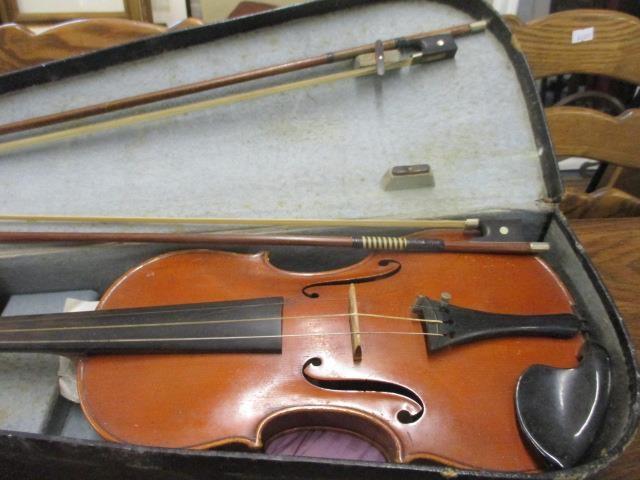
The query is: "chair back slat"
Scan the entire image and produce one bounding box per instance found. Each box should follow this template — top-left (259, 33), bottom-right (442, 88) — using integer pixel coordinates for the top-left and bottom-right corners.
top-left (546, 106), bottom-right (640, 169)
top-left (507, 9), bottom-right (640, 218)
top-left (561, 188), bottom-right (640, 218)
top-left (507, 9), bottom-right (640, 84)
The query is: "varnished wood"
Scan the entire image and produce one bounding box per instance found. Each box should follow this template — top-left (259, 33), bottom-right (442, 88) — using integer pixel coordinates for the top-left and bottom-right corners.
top-left (1, 0), bottom-right (153, 23)
top-left (604, 168), bottom-right (640, 196)
top-left (228, 1), bottom-right (276, 18)
top-left (507, 9), bottom-right (640, 84)
top-left (0, 17), bottom-right (203, 75)
top-left (550, 106), bottom-right (640, 218)
top-left (502, 14), bottom-right (522, 32)
top-left (561, 187), bottom-right (640, 219)
top-left (0, 230), bottom-right (549, 255)
top-left (170, 17), bottom-right (205, 30)
top-left (571, 218), bottom-right (640, 335)
top-left (78, 232), bottom-right (583, 471)
top-left (570, 218), bottom-right (640, 480)
top-left (547, 107), bottom-right (640, 170)
top-left (507, 10), bottom-right (640, 218)
top-left (548, 106), bottom-right (640, 218)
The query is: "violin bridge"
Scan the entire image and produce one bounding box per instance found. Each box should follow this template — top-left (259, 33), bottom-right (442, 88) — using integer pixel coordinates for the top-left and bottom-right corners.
top-left (348, 283), bottom-right (363, 363)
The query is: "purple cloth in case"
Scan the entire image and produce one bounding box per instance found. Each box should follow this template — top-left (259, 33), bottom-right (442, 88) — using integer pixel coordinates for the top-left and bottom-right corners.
top-left (265, 430), bottom-right (385, 462)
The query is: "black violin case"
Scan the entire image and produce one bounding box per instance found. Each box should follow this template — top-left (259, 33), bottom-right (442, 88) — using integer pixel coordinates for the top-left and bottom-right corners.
top-left (0, 0), bottom-right (637, 478)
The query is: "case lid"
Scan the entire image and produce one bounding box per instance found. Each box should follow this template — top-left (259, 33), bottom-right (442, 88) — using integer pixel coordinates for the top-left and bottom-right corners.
top-left (0, 0), bottom-right (559, 227)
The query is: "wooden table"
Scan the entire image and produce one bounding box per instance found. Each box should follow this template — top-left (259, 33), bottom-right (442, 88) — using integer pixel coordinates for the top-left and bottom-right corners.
top-left (570, 218), bottom-right (640, 480)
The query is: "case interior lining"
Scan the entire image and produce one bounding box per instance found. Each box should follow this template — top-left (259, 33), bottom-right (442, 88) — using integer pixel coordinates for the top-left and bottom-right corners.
top-left (0, 1), bottom-right (548, 224)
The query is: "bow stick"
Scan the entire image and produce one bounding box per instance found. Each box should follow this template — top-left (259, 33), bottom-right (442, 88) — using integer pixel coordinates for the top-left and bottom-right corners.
top-left (0, 231), bottom-right (549, 254)
top-left (0, 19), bottom-right (487, 137)
top-left (0, 21), bottom-right (486, 155)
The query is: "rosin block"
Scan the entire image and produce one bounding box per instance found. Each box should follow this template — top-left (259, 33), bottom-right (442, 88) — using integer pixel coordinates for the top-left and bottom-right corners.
top-left (381, 164), bottom-right (435, 191)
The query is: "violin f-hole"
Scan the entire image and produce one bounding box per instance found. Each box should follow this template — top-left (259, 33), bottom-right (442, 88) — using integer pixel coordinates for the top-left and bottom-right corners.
top-left (302, 259), bottom-right (401, 298)
top-left (302, 357), bottom-right (424, 424)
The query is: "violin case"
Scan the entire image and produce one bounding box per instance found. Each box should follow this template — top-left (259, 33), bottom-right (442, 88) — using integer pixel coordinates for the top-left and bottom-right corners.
top-left (0, 0), bottom-right (637, 478)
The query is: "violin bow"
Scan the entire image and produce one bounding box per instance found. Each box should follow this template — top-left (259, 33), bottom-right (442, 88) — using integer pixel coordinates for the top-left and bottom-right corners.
top-left (0, 230), bottom-right (549, 255)
top-left (0, 214), bottom-right (478, 230)
top-left (0, 20), bottom-right (488, 155)
top-left (0, 19), bottom-right (487, 137)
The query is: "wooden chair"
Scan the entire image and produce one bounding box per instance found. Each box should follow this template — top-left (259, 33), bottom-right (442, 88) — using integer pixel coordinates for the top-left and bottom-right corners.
top-left (0, 17), bottom-right (203, 75)
top-left (228, 2), bottom-right (276, 18)
top-left (506, 9), bottom-right (640, 218)
top-left (0, 2), bottom-right (281, 76)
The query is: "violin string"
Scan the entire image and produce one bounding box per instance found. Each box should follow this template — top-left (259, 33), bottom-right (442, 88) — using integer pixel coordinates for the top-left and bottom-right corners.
top-left (0, 312), bottom-right (441, 335)
top-left (0, 330), bottom-right (444, 345)
top-left (100, 288), bottom-right (410, 317)
top-left (90, 280), bottom-right (413, 317)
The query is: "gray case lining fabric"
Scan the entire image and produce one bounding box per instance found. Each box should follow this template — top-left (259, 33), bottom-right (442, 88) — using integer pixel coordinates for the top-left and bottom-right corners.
top-left (0, 1), bottom-right (549, 226)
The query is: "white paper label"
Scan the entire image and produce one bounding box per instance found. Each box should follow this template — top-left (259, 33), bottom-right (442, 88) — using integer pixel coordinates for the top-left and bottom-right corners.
top-left (572, 27), bottom-right (595, 44)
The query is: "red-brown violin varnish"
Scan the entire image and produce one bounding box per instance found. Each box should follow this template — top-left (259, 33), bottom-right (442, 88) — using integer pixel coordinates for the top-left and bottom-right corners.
top-left (78, 232), bottom-right (582, 471)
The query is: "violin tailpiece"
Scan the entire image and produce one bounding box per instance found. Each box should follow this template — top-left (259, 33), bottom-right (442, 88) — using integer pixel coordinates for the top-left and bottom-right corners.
top-left (413, 295), bottom-right (582, 352)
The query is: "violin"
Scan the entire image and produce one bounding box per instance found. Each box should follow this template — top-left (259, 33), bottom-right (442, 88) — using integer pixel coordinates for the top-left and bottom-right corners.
top-left (0, 230), bottom-right (609, 472)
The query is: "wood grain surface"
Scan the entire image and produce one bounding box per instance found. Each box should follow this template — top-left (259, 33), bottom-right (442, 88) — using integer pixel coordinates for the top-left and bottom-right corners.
top-left (550, 105), bottom-right (640, 219)
top-left (562, 187), bottom-right (640, 218)
top-left (507, 9), bottom-right (640, 83)
top-left (0, 17), bottom-right (203, 75)
top-left (548, 107), bottom-right (640, 170)
top-left (79, 237), bottom-right (583, 472)
top-left (571, 217), bottom-right (640, 479)
top-left (228, 1), bottom-right (276, 18)
top-left (506, 10), bottom-right (640, 218)
top-left (0, 0), bottom-right (153, 24)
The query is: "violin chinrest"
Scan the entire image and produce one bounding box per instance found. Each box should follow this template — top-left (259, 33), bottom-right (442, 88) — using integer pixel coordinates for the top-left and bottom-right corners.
top-left (515, 342), bottom-right (611, 468)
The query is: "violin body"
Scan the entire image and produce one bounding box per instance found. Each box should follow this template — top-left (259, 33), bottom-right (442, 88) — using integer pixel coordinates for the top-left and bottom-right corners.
top-left (78, 240), bottom-right (583, 471)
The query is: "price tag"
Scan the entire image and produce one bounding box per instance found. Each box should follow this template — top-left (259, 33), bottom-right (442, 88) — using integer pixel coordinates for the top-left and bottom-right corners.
top-left (572, 27), bottom-right (595, 44)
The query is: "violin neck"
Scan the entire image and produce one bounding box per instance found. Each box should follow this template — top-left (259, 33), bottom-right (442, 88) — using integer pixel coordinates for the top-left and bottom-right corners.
top-left (0, 298), bottom-right (283, 355)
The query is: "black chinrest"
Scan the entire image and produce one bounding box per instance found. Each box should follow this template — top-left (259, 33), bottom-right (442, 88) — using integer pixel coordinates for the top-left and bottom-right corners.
top-left (515, 342), bottom-right (611, 469)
